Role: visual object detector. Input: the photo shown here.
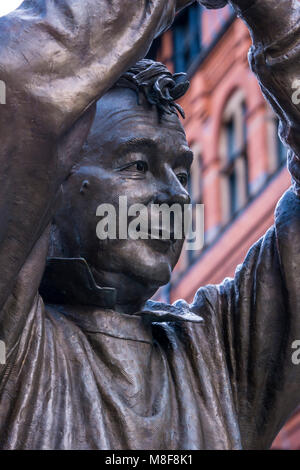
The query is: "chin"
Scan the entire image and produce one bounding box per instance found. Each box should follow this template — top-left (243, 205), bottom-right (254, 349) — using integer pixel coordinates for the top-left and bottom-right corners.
top-left (95, 239), bottom-right (177, 290)
top-left (128, 255), bottom-right (172, 288)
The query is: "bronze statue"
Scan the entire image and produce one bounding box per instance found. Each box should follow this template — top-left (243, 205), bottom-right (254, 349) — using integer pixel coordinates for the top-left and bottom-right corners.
top-left (0, 0), bottom-right (299, 450)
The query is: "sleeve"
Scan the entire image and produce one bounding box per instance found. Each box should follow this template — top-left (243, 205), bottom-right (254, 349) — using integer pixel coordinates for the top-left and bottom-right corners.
top-left (0, 0), bottom-right (178, 314)
top-left (229, 0), bottom-right (300, 193)
top-left (191, 188), bottom-right (300, 449)
top-left (0, 0), bottom-right (177, 136)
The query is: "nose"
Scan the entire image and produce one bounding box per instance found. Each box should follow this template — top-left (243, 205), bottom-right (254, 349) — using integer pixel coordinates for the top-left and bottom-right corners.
top-left (153, 172), bottom-right (191, 207)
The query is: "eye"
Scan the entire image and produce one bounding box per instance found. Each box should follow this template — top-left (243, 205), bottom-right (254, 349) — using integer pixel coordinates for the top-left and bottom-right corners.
top-left (177, 172), bottom-right (188, 187)
top-left (117, 159), bottom-right (149, 175)
top-left (131, 160), bottom-right (148, 173)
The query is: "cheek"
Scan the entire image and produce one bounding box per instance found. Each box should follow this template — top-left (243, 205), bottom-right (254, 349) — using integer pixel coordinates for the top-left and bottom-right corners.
top-left (88, 178), bottom-right (148, 207)
top-left (78, 180), bottom-right (119, 228)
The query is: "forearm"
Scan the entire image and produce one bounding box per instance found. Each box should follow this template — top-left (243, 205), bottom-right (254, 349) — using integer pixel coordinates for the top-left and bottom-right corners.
top-left (0, 0), bottom-right (176, 137)
top-left (229, 1), bottom-right (300, 159)
top-left (230, 0), bottom-right (298, 46)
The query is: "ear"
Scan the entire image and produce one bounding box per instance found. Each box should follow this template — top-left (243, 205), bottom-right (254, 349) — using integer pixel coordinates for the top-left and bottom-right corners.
top-left (80, 180), bottom-right (90, 195)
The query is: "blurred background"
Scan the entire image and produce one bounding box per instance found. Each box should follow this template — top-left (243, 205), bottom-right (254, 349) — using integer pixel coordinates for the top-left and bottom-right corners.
top-left (147, 2), bottom-right (300, 450)
top-left (1, 0), bottom-right (299, 451)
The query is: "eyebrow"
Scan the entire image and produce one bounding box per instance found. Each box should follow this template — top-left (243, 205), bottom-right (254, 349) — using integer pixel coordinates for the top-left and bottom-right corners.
top-left (116, 137), bottom-right (194, 168)
top-left (175, 149), bottom-right (193, 169)
top-left (117, 138), bottom-right (158, 156)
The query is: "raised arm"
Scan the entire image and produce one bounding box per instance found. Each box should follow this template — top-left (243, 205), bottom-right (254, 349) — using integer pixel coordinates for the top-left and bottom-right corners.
top-left (192, 0), bottom-right (300, 447)
top-left (190, 188), bottom-right (300, 449)
top-left (0, 0), bottom-right (193, 312)
top-left (199, 0), bottom-right (300, 187)
top-left (229, 0), bottom-right (300, 189)
top-left (0, 0), bottom-right (179, 136)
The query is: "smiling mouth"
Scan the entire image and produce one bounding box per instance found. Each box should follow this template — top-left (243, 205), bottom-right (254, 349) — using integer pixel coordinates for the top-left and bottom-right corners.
top-left (143, 226), bottom-right (178, 254)
top-left (134, 225), bottom-right (178, 242)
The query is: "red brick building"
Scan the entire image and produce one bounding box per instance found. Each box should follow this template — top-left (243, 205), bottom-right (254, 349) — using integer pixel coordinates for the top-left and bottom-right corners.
top-left (149, 3), bottom-right (300, 449)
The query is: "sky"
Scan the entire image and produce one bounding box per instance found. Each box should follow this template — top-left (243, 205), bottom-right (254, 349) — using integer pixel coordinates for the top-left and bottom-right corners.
top-left (0, 0), bottom-right (23, 17)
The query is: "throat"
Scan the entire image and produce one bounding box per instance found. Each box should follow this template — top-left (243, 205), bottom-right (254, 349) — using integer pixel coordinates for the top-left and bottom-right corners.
top-left (90, 267), bottom-right (157, 314)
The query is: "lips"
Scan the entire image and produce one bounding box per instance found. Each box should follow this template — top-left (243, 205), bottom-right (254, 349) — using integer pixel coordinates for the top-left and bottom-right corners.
top-left (145, 236), bottom-right (176, 254)
top-left (147, 226), bottom-right (177, 242)
top-left (125, 204), bottom-right (185, 243)
top-left (132, 225), bottom-right (178, 243)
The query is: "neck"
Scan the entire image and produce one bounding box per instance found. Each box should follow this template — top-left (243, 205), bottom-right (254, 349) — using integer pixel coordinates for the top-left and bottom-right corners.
top-left (90, 267), bottom-right (158, 315)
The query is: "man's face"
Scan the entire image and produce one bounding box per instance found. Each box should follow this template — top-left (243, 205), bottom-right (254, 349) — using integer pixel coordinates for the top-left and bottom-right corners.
top-left (57, 88), bottom-right (192, 303)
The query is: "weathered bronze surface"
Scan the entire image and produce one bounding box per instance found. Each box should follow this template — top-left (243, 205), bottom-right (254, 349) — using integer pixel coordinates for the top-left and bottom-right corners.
top-left (0, 0), bottom-right (300, 449)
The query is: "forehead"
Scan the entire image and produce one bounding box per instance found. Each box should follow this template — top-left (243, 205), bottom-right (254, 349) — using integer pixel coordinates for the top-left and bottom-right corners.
top-left (86, 88), bottom-right (189, 155)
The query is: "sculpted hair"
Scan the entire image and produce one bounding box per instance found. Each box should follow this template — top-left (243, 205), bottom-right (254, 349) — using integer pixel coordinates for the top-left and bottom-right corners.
top-left (113, 59), bottom-right (190, 119)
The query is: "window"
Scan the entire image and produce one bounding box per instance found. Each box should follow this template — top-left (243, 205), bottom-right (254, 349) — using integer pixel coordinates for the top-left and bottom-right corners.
top-left (266, 106), bottom-right (287, 173)
top-left (187, 143), bottom-right (203, 264)
top-left (276, 120), bottom-right (287, 166)
top-left (151, 4), bottom-right (235, 74)
top-left (202, 4), bottom-right (233, 48)
top-left (173, 4), bottom-right (202, 73)
top-left (220, 91), bottom-right (248, 224)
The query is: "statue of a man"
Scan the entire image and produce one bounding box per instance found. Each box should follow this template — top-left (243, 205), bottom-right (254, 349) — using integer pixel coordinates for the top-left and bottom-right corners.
top-left (0, 0), bottom-right (300, 450)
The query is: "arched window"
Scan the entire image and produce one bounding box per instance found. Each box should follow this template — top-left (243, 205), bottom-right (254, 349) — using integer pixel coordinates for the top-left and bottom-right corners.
top-left (219, 90), bottom-right (248, 224)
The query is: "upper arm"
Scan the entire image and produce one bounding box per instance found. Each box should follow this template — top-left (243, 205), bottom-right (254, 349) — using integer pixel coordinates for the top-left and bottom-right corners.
top-left (0, 0), bottom-right (176, 137)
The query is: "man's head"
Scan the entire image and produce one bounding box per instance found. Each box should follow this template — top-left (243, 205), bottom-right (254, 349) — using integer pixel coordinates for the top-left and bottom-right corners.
top-left (52, 60), bottom-right (193, 312)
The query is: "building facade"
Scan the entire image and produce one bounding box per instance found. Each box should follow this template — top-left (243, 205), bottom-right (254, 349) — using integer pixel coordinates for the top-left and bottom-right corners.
top-left (149, 3), bottom-right (299, 449)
